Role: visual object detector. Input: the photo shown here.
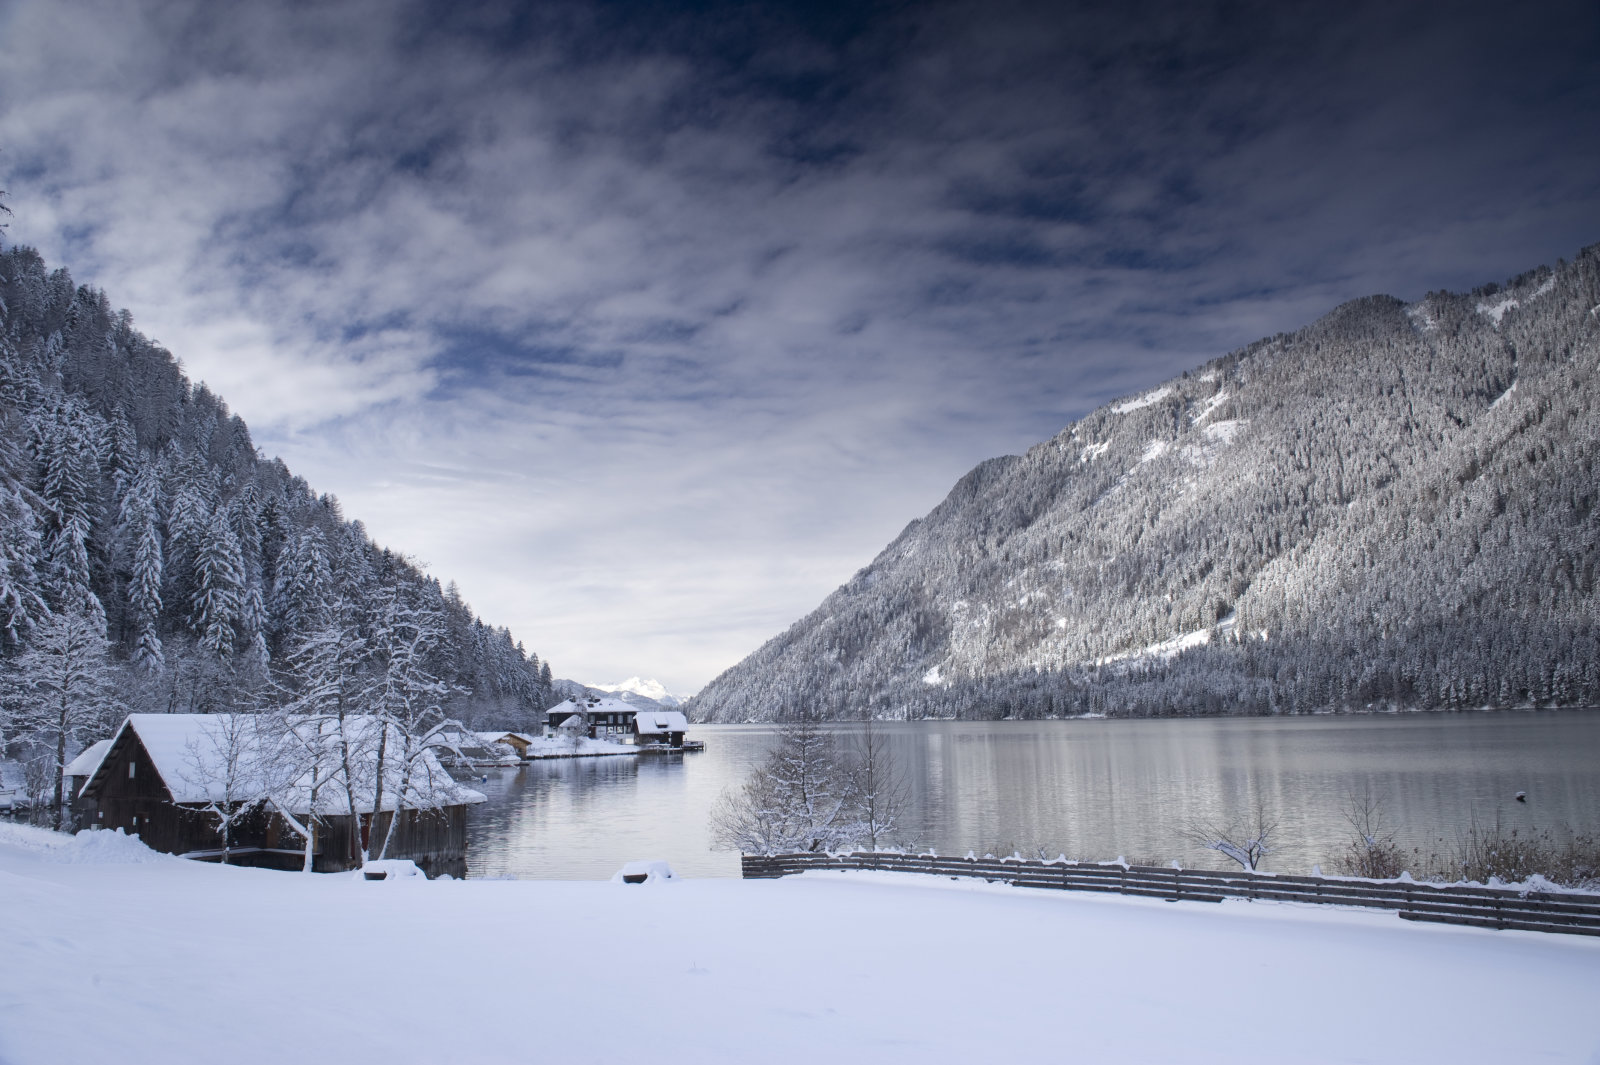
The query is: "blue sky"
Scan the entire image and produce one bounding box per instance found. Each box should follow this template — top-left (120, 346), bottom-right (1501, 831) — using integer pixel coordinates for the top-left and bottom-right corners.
top-left (2, 0), bottom-right (1597, 693)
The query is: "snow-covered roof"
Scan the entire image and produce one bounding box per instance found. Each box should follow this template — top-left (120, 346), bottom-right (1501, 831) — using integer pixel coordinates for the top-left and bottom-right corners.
top-left (544, 694), bottom-right (638, 718)
top-left (478, 731), bottom-right (536, 745)
top-left (633, 711), bottom-right (689, 735)
top-left (64, 739), bottom-right (113, 780)
top-left (87, 715), bottom-right (486, 815)
top-left (557, 714), bottom-right (586, 730)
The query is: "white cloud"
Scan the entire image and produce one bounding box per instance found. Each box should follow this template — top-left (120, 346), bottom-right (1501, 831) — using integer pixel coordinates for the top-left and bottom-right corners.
top-left (2, 0), bottom-right (1596, 691)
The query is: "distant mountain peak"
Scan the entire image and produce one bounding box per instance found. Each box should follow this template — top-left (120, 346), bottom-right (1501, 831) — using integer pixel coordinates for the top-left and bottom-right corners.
top-left (588, 677), bottom-right (681, 706)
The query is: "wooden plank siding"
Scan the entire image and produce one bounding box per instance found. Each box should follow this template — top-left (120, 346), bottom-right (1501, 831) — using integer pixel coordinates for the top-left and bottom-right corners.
top-left (741, 852), bottom-right (1600, 938)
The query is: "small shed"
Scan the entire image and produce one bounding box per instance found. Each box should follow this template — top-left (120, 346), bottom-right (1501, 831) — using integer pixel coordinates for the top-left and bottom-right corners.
top-left (63, 738), bottom-right (114, 802)
top-left (483, 732), bottom-right (539, 758)
top-left (438, 732), bottom-right (519, 767)
top-left (633, 710), bottom-right (691, 748)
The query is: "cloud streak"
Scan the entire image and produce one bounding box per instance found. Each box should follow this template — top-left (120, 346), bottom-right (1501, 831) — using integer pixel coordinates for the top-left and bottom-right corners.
top-left (2, 0), bottom-right (1597, 691)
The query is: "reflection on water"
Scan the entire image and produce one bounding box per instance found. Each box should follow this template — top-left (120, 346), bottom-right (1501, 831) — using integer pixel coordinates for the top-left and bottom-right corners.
top-left (465, 710), bottom-right (1600, 880)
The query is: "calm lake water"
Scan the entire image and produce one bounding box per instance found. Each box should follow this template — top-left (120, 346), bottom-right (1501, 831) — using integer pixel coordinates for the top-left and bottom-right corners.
top-left (463, 710), bottom-right (1600, 880)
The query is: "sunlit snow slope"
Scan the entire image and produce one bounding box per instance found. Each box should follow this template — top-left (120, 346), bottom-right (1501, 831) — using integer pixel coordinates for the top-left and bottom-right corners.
top-left (692, 247), bottom-right (1600, 720)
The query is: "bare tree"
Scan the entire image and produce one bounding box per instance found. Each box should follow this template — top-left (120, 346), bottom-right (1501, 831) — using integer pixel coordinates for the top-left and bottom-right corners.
top-left (711, 712), bottom-right (856, 854)
top-left (180, 714), bottom-right (264, 864)
top-left (847, 718), bottom-right (909, 853)
top-left (22, 752), bottom-right (53, 826)
top-left (279, 603), bottom-right (370, 866)
top-left (1335, 791), bottom-right (1406, 879)
top-left (256, 711), bottom-right (340, 873)
top-left (1184, 796), bottom-right (1276, 871)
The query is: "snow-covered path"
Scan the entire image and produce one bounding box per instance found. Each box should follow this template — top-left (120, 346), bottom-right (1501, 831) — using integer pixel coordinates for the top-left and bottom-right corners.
top-left (2, 825), bottom-right (1597, 1065)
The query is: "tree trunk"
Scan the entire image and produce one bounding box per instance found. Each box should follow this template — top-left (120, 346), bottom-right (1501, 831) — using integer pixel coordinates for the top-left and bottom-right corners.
top-left (376, 745), bottom-right (415, 861)
top-left (52, 689), bottom-right (68, 832)
top-left (303, 779), bottom-right (320, 873)
top-left (364, 722), bottom-right (390, 865)
top-left (336, 705), bottom-right (363, 868)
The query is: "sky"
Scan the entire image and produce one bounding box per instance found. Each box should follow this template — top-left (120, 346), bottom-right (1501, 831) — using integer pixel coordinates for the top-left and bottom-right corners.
top-left (1, 0), bottom-right (1597, 695)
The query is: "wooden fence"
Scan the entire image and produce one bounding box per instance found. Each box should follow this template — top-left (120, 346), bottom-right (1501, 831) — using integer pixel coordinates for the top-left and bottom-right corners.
top-left (741, 851), bottom-right (1600, 937)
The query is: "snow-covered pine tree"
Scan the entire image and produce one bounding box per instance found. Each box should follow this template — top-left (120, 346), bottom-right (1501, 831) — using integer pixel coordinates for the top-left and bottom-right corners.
top-left (0, 245), bottom-right (560, 746)
top-left (128, 513), bottom-right (164, 673)
top-left (0, 482), bottom-right (46, 647)
top-left (4, 608), bottom-right (122, 829)
top-left (30, 398), bottom-right (107, 631)
top-left (271, 526), bottom-right (332, 649)
top-left (190, 511), bottom-right (244, 659)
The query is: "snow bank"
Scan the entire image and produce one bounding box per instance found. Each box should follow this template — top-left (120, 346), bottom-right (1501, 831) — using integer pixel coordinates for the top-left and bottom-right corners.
top-left (612, 859), bottom-right (678, 884)
top-left (1193, 389), bottom-right (1230, 422)
top-left (521, 735), bottom-right (637, 758)
top-left (2, 827), bottom-right (1597, 1065)
top-left (1093, 614), bottom-right (1246, 670)
top-left (359, 858), bottom-right (424, 881)
top-left (1113, 385), bottom-right (1173, 413)
top-left (1477, 275), bottom-right (1555, 327)
top-left (0, 823), bottom-right (175, 865)
top-left (1094, 625), bottom-right (1213, 667)
top-left (1202, 418), bottom-right (1245, 444)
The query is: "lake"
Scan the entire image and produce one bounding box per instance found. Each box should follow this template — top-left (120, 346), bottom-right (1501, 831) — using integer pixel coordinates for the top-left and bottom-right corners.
top-left (463, 710), bottom-right (1600, 880)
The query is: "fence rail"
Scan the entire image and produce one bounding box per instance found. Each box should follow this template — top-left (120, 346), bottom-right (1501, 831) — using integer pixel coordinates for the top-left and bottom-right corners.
top-left (740, 852), bottom-right (1600, 937)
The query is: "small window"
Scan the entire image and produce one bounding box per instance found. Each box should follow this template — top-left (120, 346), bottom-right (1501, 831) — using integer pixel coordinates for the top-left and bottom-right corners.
top-left (129, 762), bottom-right (136, 779)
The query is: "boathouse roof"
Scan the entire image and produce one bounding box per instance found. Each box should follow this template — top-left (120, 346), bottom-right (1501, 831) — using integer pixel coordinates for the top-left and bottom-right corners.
top-left (81, 714), bottom-right (486, 815)
top-left (634, 711), bottom-right (689, 735)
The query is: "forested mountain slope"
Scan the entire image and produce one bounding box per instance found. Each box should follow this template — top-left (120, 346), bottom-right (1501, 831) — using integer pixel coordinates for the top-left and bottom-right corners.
top-left (690, 246), bottom-right (1600, 721)
top-left (0, 246), bottom-right (556, 731)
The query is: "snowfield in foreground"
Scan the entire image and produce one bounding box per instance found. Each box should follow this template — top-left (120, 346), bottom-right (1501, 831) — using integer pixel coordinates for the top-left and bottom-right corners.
top-left (2, 825), bottom-right (1598, 1065)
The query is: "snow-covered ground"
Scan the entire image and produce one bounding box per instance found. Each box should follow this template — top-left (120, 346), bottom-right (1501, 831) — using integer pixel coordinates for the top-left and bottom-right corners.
top-left (3, 824), bottom-right (1597, 1065)
top-left (521, 734), bottom-right (637, 758)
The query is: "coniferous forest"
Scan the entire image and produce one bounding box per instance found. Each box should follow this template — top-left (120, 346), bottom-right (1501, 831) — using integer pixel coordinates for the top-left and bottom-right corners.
top-left (0, 242), bottom-right (557, 760)
top-left (690, 245), bottom-right (1600, 722)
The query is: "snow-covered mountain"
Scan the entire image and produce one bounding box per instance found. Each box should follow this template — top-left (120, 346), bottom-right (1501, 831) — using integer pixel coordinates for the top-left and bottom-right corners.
top-left (555, 677), bottom-right (684, 710)
top-left (688, 245), bottom-right (1600, 722)
top-left (590, 677), bottom-right (682, 707)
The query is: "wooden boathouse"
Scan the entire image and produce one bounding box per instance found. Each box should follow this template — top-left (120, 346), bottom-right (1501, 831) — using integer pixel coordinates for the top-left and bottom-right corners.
top-left (73, 714), bottom-right (485, 877)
